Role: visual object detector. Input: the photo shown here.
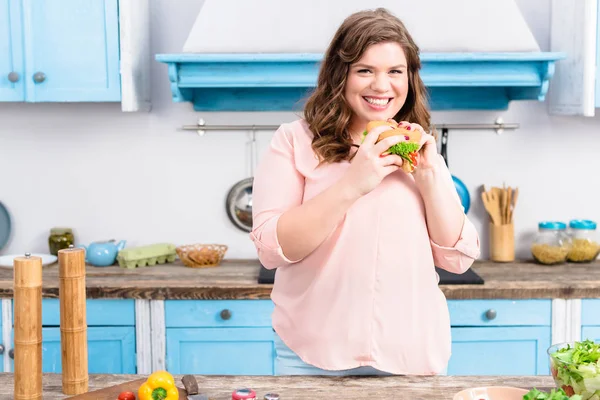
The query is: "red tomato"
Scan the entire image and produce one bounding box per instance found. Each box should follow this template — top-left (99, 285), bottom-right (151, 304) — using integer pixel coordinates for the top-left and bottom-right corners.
top-left (118, 391), bottom-right (136, 400)
top-left (562, 385), bottom-right (575, 396)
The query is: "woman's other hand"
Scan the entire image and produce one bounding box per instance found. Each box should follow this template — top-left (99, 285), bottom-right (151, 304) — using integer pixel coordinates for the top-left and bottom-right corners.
top-left (340, 125), bottom-right (407, 197)
top-left (398, 121), bottom-right (438, 171)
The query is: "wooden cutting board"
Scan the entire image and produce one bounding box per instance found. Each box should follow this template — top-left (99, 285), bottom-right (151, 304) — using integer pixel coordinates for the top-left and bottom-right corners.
top-left (65, 378), bottom-right (187, 399)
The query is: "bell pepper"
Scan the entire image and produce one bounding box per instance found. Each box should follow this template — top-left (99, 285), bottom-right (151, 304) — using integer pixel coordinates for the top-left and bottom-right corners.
top-left (138, 370), bottom-right (179, 400)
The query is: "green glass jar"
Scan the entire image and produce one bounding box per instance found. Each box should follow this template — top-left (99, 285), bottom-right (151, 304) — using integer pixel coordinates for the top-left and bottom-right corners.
top-left (48, 228), bottom-right (75, 256)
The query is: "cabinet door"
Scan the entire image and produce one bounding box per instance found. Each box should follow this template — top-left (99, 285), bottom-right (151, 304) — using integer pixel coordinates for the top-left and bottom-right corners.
top-left (596, 0), bottom-right (600, 108)
top-left (12, 327), bottom-right (136, 374)
top-left (166, 327), bottom-right (275, 375)
top-left (582, 327), bottom-right (600, 342)
top-left (0, 0), bottom-right (24, 101)
top-left (448, 327), bottom-right (551, 376)
top-left (0, 306), bottom-right (3, 372)
top-left (22, 0), bottom-right (120, 101)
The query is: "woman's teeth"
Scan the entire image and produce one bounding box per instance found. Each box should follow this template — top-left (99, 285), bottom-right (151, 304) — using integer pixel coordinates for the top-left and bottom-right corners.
top-left (364, 97), bottom-right (390, 106)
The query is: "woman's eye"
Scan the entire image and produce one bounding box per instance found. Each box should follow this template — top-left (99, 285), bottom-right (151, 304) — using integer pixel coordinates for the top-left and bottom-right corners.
top-left (390, 69), bottom-right (404, 74)
top-left (357, 69), bottom-right (371, 74)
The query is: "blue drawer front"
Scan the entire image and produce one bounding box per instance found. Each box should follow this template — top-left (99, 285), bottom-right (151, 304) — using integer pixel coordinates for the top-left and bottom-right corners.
top-left (582, 299), bottom-right (600, 326)
top-left (449, 326), bottom-right (551, 375)
top-left (35, 299), bottom-right (135, 326)
top-left (165, 300), bottom-right (274, 328)
top-left (448, 299), bottom-right (552, 326)
top-left (166, 327), bottom-right (274, 375)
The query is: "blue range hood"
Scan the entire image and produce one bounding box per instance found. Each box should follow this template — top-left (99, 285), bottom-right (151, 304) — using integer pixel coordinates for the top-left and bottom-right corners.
top-left (156, 52), bottom-right (565, 112)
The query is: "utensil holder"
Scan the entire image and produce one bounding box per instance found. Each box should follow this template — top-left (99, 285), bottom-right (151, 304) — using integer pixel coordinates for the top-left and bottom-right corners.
top-left (490, 222), bottom-right (515, 262)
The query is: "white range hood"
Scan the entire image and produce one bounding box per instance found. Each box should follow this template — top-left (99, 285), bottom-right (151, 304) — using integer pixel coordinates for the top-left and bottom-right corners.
top-left (182, 0), bottom-right (540, 54)
top-left (156, 0), bottom-right (564, 111)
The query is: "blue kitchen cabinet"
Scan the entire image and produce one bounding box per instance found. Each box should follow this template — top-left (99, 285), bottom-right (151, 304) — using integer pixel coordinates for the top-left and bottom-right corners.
top-left (447, 299), bottom-right (552, 376)
top-left (166, 327), bottom-right (275, 375)
top-left (0, 304), bottom-right (3, 372)
top-left (0, 0), bottom-right (24, 101)
top-left (582, 299), bottom-right (600, 342)
top-left (10, 298), bottom-right (136, 374)
top-left (0, 0), bottom-right (120, 102)
top-left (37, 327), bottom-right (135, 374)
top-left (448, 327), bottom-right (551, 375)
top-left (165, 300), bottom-right (275, 375)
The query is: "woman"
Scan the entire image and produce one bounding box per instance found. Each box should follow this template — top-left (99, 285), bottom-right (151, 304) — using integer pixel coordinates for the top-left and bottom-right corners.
top-left (250, 8), bottom-right (480, 376)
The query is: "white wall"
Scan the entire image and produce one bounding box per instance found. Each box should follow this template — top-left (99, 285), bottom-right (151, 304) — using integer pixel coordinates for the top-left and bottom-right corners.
top-left (0, 0), bottom-right (598, 261)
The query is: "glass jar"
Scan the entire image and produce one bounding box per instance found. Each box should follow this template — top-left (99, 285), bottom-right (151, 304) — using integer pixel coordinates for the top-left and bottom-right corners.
top-left (531, 221), bottom-right (571, 265)
top-left (567, 220), bottom-right (600, 263)
top-left (48, 227), bottom-right (74, 256)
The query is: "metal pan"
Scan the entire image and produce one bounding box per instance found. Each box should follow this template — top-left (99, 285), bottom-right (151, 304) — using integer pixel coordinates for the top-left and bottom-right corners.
top-left (440, 128), bottom-right (471, 214)
top-left (225, 131), bottom-right (257, 233)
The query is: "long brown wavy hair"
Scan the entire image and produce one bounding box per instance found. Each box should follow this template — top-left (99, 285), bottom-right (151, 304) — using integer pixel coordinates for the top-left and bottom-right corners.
top-left (304, 8), bottom-right (431, 163)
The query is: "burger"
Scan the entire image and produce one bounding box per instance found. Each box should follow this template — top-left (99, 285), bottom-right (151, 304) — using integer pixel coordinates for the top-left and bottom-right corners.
top-left (364, 119), bottom-right (422, 173)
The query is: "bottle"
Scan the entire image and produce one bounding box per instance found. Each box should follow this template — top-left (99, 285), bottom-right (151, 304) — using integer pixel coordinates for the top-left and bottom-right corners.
top-left (531, 221), bottom-right (570, 265)
top-left (567, 220), bottom-right (600, 263)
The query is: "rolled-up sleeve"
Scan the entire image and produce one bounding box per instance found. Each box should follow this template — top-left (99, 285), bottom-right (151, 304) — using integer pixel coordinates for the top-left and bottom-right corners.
top-left (250, 123), bottom-right (305, 269)
top-left (428, 154), bottom-right (481, 274)
top-left (431, 216), bottom-right (480, 274)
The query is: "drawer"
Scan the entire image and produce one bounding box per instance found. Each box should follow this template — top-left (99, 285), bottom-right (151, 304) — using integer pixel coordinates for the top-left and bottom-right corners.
top-left (582, 299), bottom-right (600, 326)
top-left (448, 300), bottom-right (552, 326)
top-left (165, 300), bottom-right (274, 328)
top-left (21, 299), bottom-right (135, 326)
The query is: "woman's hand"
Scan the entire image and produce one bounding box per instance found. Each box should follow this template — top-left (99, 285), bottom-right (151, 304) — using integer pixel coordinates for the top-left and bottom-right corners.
top-left (397, 121), bottom-right (438, 171)
top-left (340, 125), bottom-right (407, 198)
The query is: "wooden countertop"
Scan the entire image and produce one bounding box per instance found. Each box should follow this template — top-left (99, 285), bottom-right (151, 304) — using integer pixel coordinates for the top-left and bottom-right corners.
top-left (0, 259), bottom-right (598, 300)
top-left (0, 373), bottom-right (557, 399)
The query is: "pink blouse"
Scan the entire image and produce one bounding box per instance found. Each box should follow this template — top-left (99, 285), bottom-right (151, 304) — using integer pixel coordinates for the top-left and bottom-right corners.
top-left (250, 119), bottom-right (480, 375)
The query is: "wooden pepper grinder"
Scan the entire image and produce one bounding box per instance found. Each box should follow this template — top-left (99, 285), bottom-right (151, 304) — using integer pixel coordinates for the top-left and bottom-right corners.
top-left (13, 253), bottom-right (43, 400)
top-left (58, 247), bottom-right (88, 395)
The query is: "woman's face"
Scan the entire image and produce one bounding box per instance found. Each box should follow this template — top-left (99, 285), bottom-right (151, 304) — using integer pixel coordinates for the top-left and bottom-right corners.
top-left (344, 42), bottom-right (409, 135)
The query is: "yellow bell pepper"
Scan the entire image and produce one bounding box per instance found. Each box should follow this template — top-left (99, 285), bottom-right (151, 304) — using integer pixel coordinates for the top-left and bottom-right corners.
top-left (138, 370), bottom-right (179, 400)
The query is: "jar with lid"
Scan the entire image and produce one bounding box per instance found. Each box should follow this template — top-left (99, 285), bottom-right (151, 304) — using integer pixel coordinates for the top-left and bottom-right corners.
top-left (567, 220), bottom-right (600, 263)
top-left (48, 227), bottom-right (75, 256)
top-left (531, 221), bottom-right (571, 265)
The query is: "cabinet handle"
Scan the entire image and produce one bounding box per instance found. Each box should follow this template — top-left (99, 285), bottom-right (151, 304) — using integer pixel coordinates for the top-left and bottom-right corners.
top-left (485, 309), bottom-right (497, 320)
top-left (9, 348), bottom-right (14, 359)
top-left (220, 309), bottom-right (232, 320)
top-left (0, 344), bottom-right (4, 354)
top-left (8, 72), bottom-right (19, 83)
top-left (33, 72), bottom-right (46, 83)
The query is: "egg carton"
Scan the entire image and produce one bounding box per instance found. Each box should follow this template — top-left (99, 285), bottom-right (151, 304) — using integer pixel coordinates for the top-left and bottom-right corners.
top-left (117, 243), bottom-right (177, 269)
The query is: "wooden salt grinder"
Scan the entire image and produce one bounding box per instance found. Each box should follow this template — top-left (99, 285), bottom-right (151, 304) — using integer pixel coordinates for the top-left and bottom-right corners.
top-left (58, 247), bottom-right (88, 395)
top-left (13, 253), bottom-right (43, 400)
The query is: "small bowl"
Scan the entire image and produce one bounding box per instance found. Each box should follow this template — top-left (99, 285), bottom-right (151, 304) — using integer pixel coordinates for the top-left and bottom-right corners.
top-left (453, 386), bottom-right (528, 400)
top-left (176, 243), bottom-right (228, 268)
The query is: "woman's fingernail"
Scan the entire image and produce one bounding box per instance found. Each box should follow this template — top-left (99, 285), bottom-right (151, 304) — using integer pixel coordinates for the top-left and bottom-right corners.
top-left (405, 135), bottom-right (410, 140)
top-left (405, 126), bottom-right (411, 130)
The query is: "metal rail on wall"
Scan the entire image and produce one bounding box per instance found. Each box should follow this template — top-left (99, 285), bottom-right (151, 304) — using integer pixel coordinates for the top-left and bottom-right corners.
top-left (181, 117), bottom-right (519, 136)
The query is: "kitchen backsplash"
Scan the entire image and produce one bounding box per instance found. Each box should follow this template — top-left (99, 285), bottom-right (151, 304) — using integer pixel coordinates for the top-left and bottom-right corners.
top-left (0, 0), bottom-right (598, 260)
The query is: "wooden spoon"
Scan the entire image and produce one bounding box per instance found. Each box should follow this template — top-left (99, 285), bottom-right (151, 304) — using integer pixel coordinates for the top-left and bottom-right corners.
top-left (482, 191), bottom-right (501, 225)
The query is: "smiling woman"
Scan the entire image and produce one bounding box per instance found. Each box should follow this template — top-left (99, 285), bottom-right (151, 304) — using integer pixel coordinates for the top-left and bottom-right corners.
top-left (250, 7), bottom-right (480, 377)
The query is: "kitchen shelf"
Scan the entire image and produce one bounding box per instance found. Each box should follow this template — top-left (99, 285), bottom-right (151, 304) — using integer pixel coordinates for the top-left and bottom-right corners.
top-left (155, 52), bottom-right (565, 111)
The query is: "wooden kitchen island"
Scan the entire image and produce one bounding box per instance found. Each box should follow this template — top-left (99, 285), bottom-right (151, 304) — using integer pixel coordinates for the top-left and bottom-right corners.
top-left (0, 372), bottom-right (557, 399)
